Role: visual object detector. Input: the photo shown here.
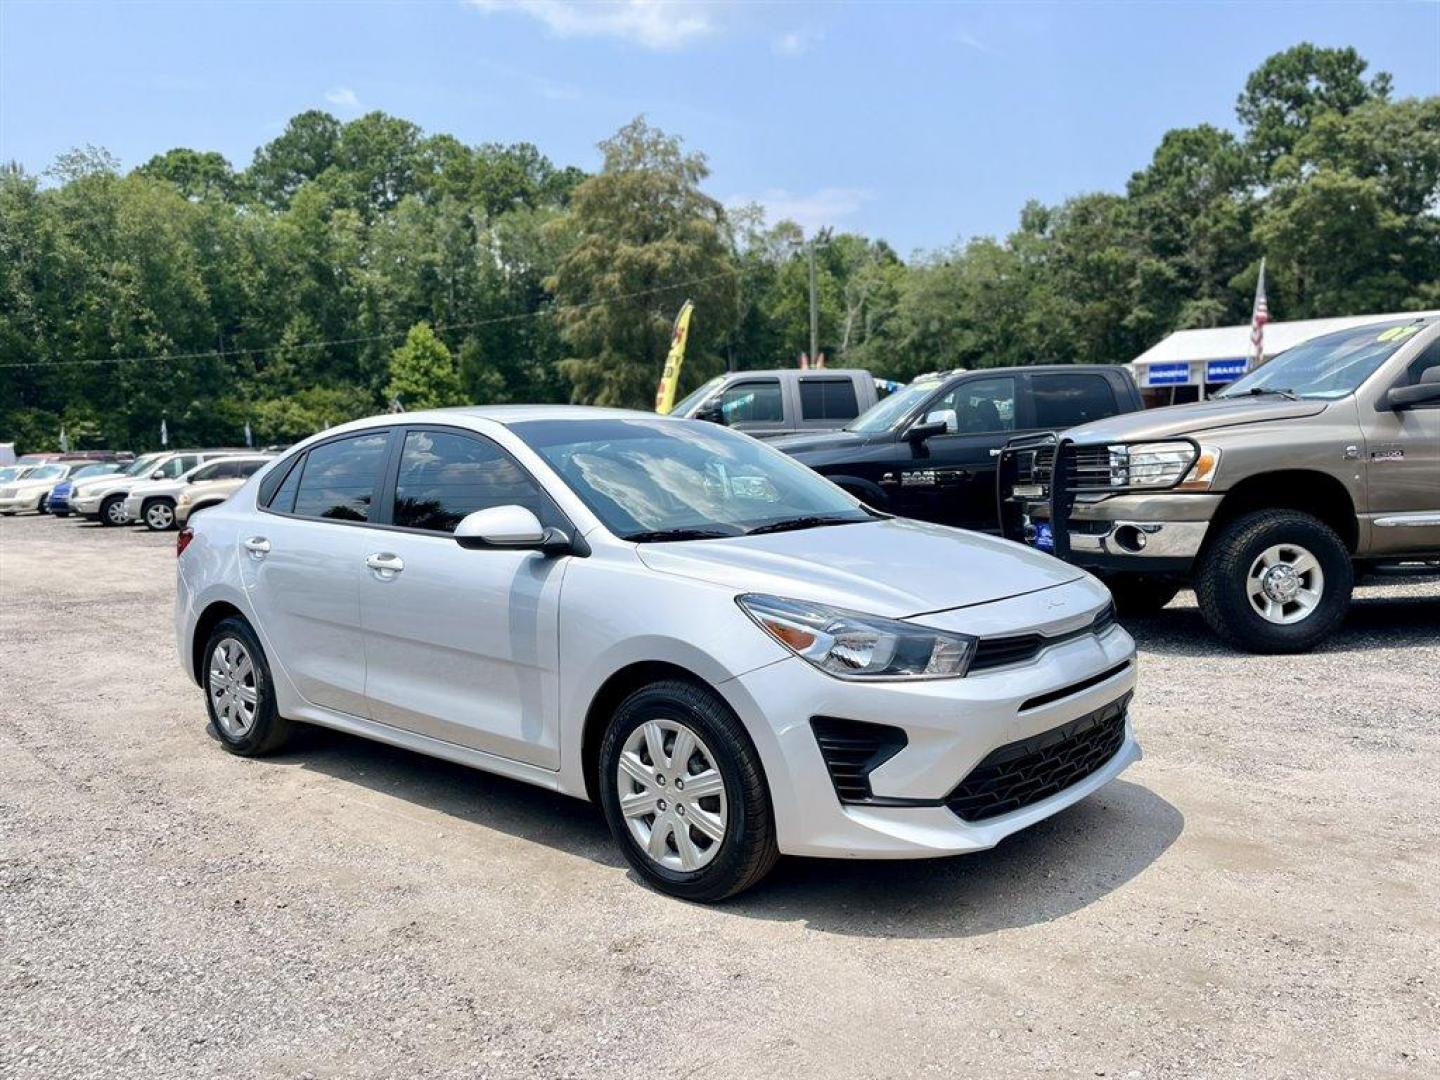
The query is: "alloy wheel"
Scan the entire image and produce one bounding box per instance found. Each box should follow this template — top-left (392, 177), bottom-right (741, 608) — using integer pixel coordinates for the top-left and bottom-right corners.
top-left (209, 637), bottom-right (259, 738)
top-left (616, 719), bottom-right (729, 872)
top-left (105, 499), bottom-right (127, 525)
top-left (1246, 543), bottom-right (1324, 625)
top-left (146, 502), bottom-right (174, 530)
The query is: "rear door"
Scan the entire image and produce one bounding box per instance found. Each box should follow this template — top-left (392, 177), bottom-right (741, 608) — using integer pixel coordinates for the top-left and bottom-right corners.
top-left (1027, 370), bottom-right (1126, 431)
top-left (238, 429), bottom-right (394, 718)
top-left (796, 376), bottom-right (864, 432)
top-left (357, 426), bottom-right (566, 768)
top-left (1364, 339), bottom-right (1440, 553)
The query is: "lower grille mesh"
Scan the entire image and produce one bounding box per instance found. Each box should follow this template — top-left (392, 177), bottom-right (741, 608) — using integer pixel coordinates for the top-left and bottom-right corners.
top-left (945, 693), bottom-right (1130, 822)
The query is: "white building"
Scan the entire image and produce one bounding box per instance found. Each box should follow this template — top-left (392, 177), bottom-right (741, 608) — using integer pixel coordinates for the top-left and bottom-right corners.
top-left (1129, 309), bottom-right (1440, 403)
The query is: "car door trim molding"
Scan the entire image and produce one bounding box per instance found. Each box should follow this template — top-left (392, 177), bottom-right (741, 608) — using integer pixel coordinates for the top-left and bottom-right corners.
top-left (1374, 512), bottom-right (1440, 527)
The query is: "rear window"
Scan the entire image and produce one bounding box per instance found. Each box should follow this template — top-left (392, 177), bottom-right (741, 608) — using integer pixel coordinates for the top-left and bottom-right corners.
top-left (799, 379), bottom-right (861, 421)
top-left (290, 432), bottom-right (391, 522)
top-left (1032, 373), bottom-right (1120, 428)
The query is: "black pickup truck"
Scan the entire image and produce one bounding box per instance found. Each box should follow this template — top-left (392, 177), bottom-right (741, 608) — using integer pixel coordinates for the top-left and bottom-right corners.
top-left (769, 365), bottom-right (1144, 532)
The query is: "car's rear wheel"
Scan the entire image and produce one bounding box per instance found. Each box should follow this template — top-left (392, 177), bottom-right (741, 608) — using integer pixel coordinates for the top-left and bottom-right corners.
top-left (202, 616), bottom-right (291, 756)
top-left (1195, 509), bottom-right (1352, 653)
top-left (598, 680), bottom-right (778, 902)
top-left (143, 498), bottom-right (176, 531)
top-left (100, 494), bottom-right (127, 526)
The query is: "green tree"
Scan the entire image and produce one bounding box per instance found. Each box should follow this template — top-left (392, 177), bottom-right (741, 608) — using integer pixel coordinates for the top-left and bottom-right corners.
top-left (1238, 44), bottom-right (1392, 167)
top-left (385, 322), bottom-right (465, 410)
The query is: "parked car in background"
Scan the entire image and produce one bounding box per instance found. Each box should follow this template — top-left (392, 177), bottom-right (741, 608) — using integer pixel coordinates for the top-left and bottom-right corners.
top-left (125, 454), bottom-right (273, 530)
top-left (174, 456), bottom-right (274, 525)
top-left (46, 462), bottom-right (125, 516)
top-left (0, 461), bottom-right (93, 515)
top-left (176, 406), bottom-right (1138, 901)
top-left (71, 450), bottom-right (246, 526)
top-left (770, 365), bottom-right (1144, 533)
top-left (998, 317), bottom-right (1440, 652)
top-left (63, 453), bottom-right (168, 523)
top-left (670, 368), bottom-right (885, 439)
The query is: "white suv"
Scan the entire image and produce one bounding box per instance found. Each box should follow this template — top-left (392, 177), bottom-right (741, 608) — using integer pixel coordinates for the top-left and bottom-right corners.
top-left (72, 451), bottom-right (240, 526)
top-left (176, 407), bottom-right (1139, 901)
top-left (124, 455), bottom-right (273, 531)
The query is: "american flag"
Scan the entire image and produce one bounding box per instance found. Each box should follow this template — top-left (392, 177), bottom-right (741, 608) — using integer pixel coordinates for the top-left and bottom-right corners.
top-left (1249, 258), bottom-right (1269, 366)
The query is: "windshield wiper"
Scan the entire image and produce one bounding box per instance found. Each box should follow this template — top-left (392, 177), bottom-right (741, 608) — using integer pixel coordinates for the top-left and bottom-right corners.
top-left (1239, 387), bottom-right (1300, 401)
top-left (624, 527), bottom-right (741, 543)
top-left (744, 514), bottom-right (869, 536)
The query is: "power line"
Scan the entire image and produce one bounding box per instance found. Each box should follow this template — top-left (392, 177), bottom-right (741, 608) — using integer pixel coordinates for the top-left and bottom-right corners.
top-left (0, 271), bottom-right (734, 371)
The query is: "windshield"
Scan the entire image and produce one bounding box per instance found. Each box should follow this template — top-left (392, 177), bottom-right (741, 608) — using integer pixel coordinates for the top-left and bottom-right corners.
top-left (27, 465), bottom-right (66, 480)
top-left (512, 418), bottom-right (872, 541)
top-left (847, 380), bottom-right (943, 433)
top-left (0, 467), bottom-right (25, 482)
top-left (669, 376), bottom-right (725, 418)
top-left (1217, 321), bottom-right (1429, 401)
top-left (121, 454), bottom-right (164, 477)
top-left (71, 463), bottom-right (118, 479)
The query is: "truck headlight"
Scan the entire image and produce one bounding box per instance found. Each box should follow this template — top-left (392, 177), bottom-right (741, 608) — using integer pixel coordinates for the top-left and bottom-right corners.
top-left (737, 594), bottom-right (976, 680)
top-left (1121, 441), bottom-right (1199, 488)
top-left (1177, 445), bottom-right (1222, 491)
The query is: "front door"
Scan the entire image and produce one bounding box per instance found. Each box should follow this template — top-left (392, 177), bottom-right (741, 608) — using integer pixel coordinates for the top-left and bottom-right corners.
top-left (358, 427), bottom-right (566, 769)
top-left (892, 375), bottom-right (1018, 530)
top-left (238, 429), bottom-right (394, 717)
top-left (1364, 342), bottom-right (1440, 554)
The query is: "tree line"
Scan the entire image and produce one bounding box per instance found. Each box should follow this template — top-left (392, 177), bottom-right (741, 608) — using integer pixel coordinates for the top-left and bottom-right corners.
top-left (1, 44), bottom-right (1436, 452)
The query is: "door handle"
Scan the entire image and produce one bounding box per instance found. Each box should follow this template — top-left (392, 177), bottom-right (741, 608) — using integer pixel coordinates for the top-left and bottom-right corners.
top-left (365, 552), bottom-right (405, 578)
top-left (244, 536), bottom-right (271, 557)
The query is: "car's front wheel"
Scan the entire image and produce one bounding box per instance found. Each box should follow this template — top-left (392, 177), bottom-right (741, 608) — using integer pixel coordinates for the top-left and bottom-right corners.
top-left (1195, 509), bottom-right (1353, 653)
top-left (100, 494), bottom-right (127, 526)
top-left (598, 680), bottom-right (778, 902)
top-left (202, 616), bottom-right (292, 755)
top-left (143, 498), bottom-right (176, 531)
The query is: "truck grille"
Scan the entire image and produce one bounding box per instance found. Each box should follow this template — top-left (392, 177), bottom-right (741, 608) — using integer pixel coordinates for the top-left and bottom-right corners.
top-left (969, 603), bottom-right (1116, 672)
top-left (946, 693), bottom-right (1130, 822)
top-left (1063, 444), bottom-right (1125, 492)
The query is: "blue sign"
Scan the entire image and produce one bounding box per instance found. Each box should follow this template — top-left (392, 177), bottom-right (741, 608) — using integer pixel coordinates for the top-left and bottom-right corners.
top-left (1206, 358), bottom-right (1249, 383)
top-left (1146, 362), bottom-right (1191, 387)
top-left (1031, 522), bottom-right (1054, 552)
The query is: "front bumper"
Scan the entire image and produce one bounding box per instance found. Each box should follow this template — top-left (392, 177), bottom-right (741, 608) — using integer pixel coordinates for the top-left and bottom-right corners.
top-left (70, 493), bottom-right (115, 519)
top-left (0, 493), bottom-right (42, 512)
top-left (726, 591), bottom-right (1140, 859)
top-left (122, 494), bottom-right (146, 520)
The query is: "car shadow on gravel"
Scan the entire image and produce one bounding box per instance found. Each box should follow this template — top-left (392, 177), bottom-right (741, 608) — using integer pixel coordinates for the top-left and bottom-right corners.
top-left (267, 727), bottom-right (1179, 938)
top-left (1126, 588), bottom-right (1440, 659)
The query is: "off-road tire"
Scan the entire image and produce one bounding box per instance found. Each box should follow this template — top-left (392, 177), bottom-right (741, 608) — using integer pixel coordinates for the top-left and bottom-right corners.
top-left (598, 679), bottom-right (779, 903)
top-left (1195, 509), bottom-right (1352, 654)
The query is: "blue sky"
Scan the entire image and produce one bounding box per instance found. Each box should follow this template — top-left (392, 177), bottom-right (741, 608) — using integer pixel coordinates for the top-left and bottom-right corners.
top-left (2, 1), bottom-right (1437, 254)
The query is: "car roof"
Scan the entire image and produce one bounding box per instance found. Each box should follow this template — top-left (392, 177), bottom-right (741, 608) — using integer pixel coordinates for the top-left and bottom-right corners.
top-left (378, 404), bottom-right (664, 427)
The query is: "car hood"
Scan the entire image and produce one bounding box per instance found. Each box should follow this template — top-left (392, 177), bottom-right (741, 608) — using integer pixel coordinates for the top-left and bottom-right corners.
top-left (635, 517), bottom-right (1085, 618)
top-left (766, 429), bottom-right (875, 456)
top-left (1064, 397), bottom-right (1327, 443)
top-left (4, 476), bottom-right (60, 491)
top-left (72, 475), bottom-right (136, 496)
top-left (124, 477), bottom-right (184, 497)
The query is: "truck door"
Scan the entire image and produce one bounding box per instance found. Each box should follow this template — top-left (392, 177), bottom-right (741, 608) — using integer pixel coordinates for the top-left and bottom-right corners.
top-left (714, 377), bottom-right (789, 438)
top-left (796, 376), bottom-right (863, 432)
top-left (1363, 340), bottom-right (1440, 554)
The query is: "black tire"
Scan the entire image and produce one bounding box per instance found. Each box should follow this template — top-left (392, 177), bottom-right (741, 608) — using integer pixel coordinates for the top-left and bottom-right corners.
top-left (99, 494), bottom-right (128, 526)
top-left (142, 497), bottom-right (176, 531)
top-left (1104, 577), bottom-right (1181, 617)
top-left (1195, 509), bottom-right (1353, 654)
top-left (201, 616), bottom-right (292, 756)
top-left (598, 679), bottom-right (779, 902)
top-left (35, 493), bottom-right (48, 514)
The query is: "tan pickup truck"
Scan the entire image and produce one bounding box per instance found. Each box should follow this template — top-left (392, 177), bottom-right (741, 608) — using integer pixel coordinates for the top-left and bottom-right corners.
top-left (999, 316), bottom-right (1440, 653)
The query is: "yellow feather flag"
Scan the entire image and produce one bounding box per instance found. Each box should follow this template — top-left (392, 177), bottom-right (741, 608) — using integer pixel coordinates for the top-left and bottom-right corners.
top-left (654, 299), bottom-right (695, 414)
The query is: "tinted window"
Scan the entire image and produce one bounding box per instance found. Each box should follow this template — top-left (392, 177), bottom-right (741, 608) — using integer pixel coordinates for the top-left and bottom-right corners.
top-left (799, 379), bottom-right (860, 421)
top-left (1032, 374), bottom-right (1120, 428)
top-left (392, 430), bottom-right (552, 533)
top-left (930, 376), bottom-right (1016, 434)
top-left (267, 456), bottom-right (304, 513)
top-left (235, 459), bottom-right (267, 478)
top-left (1405, 338), bottom-right (1440, 384)
top-left (292, 432), bottom-right (390, 522)
top-left (718, 380), bottom-right (783, 424)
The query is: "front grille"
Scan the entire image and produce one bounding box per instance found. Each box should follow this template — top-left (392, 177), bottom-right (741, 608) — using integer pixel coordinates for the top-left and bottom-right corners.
top-left (946, 693), bottom-right (1130, 822)
top-left (968, 602), bottom-right (1116, 673)
top-left (810, 717), bottom-right (907, 803)
top-left (1064, 444), bottom-right (1124, 493)
top-left (0, 487), bottom-right (14, 499)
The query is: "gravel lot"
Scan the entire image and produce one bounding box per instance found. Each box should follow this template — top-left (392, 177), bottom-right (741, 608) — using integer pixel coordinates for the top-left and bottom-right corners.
top-left (2, 512), bottom-right (1437, 1079)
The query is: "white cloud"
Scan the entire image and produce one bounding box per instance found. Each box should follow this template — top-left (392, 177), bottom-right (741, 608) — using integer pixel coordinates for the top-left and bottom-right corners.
top-left (955, 29), bottom-right (997, 56)
top-left (468, 0), bottom-right (720, 50)
top-left (772, 28), bottom-right (820, 57)
top-left (324, 86), bottom-right (362, 110)
top-left (727, 187), bottom-right (873, 233)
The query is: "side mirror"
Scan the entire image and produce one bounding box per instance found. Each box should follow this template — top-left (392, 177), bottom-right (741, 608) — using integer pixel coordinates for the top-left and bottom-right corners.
top-left (455, 505), bottom-right (573, 556)
top-left (925, 408), bottom-right (958, 433)
top-left (694, 398), bottom-right (726, 425)
top-left (150, 469), bottom-right (165, 480)
top-left (907, 419), bottom-right (948, 444)
top-left (1387, 368), bottom-right (1440, 410)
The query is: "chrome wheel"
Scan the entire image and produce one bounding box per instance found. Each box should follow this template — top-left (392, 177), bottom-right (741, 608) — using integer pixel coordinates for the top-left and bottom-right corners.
top-left (1247, 544), bottom-right (1324, 625)
top-left (616, 719), bottom-right (729, 872)
top-left (145, 502), bottom-right (174, 530)
top-left (208, 637), bottom-right (259, 738)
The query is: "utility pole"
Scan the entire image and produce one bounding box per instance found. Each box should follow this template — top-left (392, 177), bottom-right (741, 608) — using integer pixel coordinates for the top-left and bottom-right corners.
top-left (793, 227), bottom-right (832, 365)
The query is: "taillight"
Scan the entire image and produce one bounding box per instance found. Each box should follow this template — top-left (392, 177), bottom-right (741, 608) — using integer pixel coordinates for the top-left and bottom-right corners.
top-left (176, 527), bottom-right (195, 557)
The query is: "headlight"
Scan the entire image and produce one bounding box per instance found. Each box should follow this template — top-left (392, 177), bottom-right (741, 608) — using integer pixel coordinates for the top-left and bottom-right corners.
top-left (177, 492), bottom-right (192, 507)
top-left (1119, 441), bottom-right (1198, 488)
top-left (1177, 444), bottom-right (1222, 491)
top-left (737, 594), bottom-right (976, 680)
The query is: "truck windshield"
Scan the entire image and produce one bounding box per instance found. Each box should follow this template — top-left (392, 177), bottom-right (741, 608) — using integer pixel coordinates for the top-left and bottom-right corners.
top-left (669, 376), bottom-right (725, 418)
top-left (1217, 321), bottom-right (1430, 401)
top-left (847, 380), bottom-right (942, 433)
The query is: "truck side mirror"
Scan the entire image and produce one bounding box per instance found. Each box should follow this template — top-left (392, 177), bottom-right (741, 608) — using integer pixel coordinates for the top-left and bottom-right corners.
top-left (1386, 368), bottom-right (1440, 410)
top-left (906, 419), bottom-right (948, 444)
top-left (694, 398), bottom-right (727, 425)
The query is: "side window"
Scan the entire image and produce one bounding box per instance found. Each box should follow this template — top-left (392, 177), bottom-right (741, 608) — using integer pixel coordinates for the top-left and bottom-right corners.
top-left (718, 380), bottom-right (783, 424)
top-left (800, 379), bottom-right (861, 422)
top-left (291, 432), bottom-right (390, 522)
top-left (161, 458), bottom-right (188, 479)
top-left (267, 455), bottom-right (304, 514)
top-left (1032, 374), bottom-right (1121, 428)
top-left (929, 377), bottom-right (1016, 434)
top-left (236, 460), bottom-right (267, 479)
top-left (1405, 338), bottom-right (1440, 384)
top-left (392, 430), bottom-right (553, 534)
top-left (191, 462), bottom-right (225, 482)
